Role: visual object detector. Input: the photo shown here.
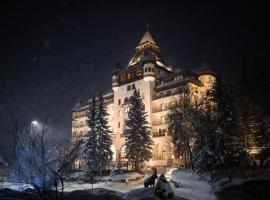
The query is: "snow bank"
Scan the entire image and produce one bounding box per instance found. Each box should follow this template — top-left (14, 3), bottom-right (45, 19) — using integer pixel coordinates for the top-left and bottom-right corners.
top-left (0, 182), bottom-right (32, 191)
top-left (171, 169), bottom-right (216, 200)
top-left (123, 187), bottom-right (158, 200)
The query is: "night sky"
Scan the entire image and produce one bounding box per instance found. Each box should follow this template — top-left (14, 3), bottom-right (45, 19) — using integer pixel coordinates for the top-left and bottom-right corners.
top-left (0, 1), bottom-right (269, 141)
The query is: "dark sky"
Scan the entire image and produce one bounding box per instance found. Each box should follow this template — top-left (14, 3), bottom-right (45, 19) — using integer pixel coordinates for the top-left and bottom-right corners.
top-left (0, 0), bottom-right (269, 140)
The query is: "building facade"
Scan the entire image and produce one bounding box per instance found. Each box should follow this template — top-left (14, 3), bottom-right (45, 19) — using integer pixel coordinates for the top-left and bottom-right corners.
top-left (71, 30), bottom-right (215, 169)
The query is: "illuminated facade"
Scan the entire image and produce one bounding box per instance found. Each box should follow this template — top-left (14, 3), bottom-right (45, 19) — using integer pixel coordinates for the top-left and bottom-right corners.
top-left (71, 30), bottom-right (215, 169)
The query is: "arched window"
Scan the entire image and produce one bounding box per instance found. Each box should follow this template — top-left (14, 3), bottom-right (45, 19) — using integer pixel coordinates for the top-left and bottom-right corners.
top-left (162, 146), bottom-right (168, 160)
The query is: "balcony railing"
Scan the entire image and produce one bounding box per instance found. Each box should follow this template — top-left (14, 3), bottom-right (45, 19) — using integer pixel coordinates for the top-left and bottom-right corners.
top-left (152, 107), bottom-right (170, 113)
top-left (153, 87), bottom-right (189, 100)
top-left (152, 121), bottom-right (168, 126)
top-left (152, 132), bottom-right (166, 137)
top-left (72, 124), bottom-right (87, 129)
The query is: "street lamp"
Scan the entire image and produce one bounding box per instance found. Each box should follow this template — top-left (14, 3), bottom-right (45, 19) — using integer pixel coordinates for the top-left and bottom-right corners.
top-left (31, 120), bottom-right (38, 126)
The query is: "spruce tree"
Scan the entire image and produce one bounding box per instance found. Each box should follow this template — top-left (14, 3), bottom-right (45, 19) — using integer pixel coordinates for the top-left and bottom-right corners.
top-left (168, 94), bottom-right (195, 170)
top-left (209, 77), bottom-right (248, 179)
top-left (83, 95), bottom-right (99, 172)
top-left (237, 100), bottom-right (266, 155)
top-left (192, 97), bottom-right (218, 180)
top-left (124, 89), bottom-right (153, 172)
top-left (96, 93), bottom-right (113, 173)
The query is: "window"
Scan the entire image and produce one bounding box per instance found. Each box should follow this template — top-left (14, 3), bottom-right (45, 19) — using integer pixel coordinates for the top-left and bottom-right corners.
top-left (127, 85), bottom-right (131, 91)
top-left (145, 68), bottom-right (147, 72)
top-left (136, 70), bottom-right (142, 77)
top-left (124, 97), bottom-right (129, 104)
top-left (118, 122), bottom-right (121, 128)
top-left (162, 146), bottom-right (168, 160)
top-left (118, 99), bottom-right (121, 105)
top-left (160, 92), bottom-right (164, 98)
top-left (148, 67), bottom-right (151, 72)
top-left (166, 90), bottom-right (171, 96)
top-left (132, 84), bottom-right (135, 89)
top-left (161, 103), bottom-right (165, 110)
top-left (127, 73), bottom-right (131, 80)
top-left (124, 106), bottom-right (129, 113)
top-left (161, 116), bottom-right (166, 124)
top-left (120, 146), bottom-right (126, 158)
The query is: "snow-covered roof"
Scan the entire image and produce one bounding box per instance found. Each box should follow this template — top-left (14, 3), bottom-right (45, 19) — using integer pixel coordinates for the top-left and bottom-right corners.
top-left (139, 30), bottom-right (156, 45)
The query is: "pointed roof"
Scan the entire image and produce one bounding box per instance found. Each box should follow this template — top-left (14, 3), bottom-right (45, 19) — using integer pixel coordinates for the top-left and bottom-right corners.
top-left (139, 30), bottom-right (156, 45)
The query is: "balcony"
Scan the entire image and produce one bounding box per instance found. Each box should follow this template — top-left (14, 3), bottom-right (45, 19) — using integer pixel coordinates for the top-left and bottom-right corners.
top-left (152, 121), bottom-right (168, 126)
top-left (153, 87), bottom-right (189, 100)
top-left (152, 107), bottom-right (169, 113)
top-left (152, 132), bottom-right (166, 137)
top-left (72, 124), bottom-right (87, 129)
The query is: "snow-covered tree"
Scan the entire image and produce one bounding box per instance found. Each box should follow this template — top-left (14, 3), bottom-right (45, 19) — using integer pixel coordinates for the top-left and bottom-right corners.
top-left (124, 89), bottom-right (153, 172)
top-left (236, 99), bottom-right (266, 159)
top-left (168, 93), bottom-right (196, 170)
top-left (96, 93), bottom-right (113, 173)
top-left (211, 77), bottom-right (249, 177)
top-left (193, 77), bottom-right (249, 181)
top-left (192, 97), bottom-right (219, 180)
top-left (83, 95), bottom-right (99, 172)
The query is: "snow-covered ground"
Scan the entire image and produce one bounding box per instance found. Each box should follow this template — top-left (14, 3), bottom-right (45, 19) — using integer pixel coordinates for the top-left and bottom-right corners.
top-left (1, 169), bottom-right (217, 200)
top-left (170, 168), bottom-right (216, 200)
top-left (0, 181), bottom-right (32, 191)
top-left (65, 173), bottom-right (144, 193)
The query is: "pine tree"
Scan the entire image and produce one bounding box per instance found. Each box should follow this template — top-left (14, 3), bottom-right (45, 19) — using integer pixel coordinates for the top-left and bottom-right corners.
top-left (192, 98), bottom-right (218, 180)
top-left (236, 99), bottom-right (266, 155)
top-left (124, 89), bottom-right (153, 172)
top-left (96, 93), bottom-right (113, 173)
top-left (193, 77), bottom-right (248, 181)
top-left (211, 77), bottom-right (248, 177)
top-left (83, 95), bottom-right (99, 172)
top-left (168, 94), bottom-right (195, 170)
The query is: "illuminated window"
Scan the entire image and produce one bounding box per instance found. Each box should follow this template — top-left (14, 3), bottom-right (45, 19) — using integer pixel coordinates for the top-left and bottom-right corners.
top-left (124, 106), bottom-right (129, 113)
top-left (127, 73), bottom-right (131, 80)
top-left (136, 70), bottom-right (142, 77)
top-left (161, 116), bottom-right (166, 124)
top-left (161, 103), bottom-right (165, 110)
